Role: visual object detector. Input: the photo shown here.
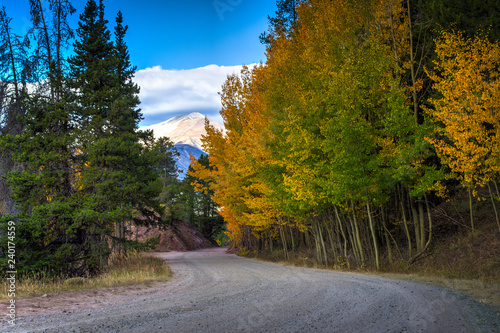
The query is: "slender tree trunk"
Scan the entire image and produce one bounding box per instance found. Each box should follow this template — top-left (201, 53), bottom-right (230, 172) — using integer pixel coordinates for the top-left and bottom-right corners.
top-left (366, 199), bottom-right (380, 270)
top-left (399, 185), bottom-right (412, 258)
top-left (326, 212), bottom-right (338, 264)
top-left (347, 215), bottom-right (359, 264)
top-left (351, 203), bottom-right (365, 265)
top-left (381, 207), bottom-right (392, 264)
top-left (35, 0), bottom-right (55, 100)
top-left (5, 26), bottom-right (21, 119)
top-left (418, 200), bottom-right (426, 250)
top-left (279, 223), bottom-right (289, 261)
top-left (332, 210), bottom-right (342, 258)
top-left (407, 0), bottom-right (418, 122)
top-left (468, 187), bottom-right (475, 232)
top-left (312, 224), bottom-right (321, 265)
top-left (326, 226), bottom-right (338, 265)
top-left (494, 179), bottom-right (500, 199)
top-left (334, 206), bottom-right (350, 268)
top-left (411, 198), bottom-right (421, 251)
top-left (56, 0), bottom-right (62, 97)
top-left (288, 224), bottom-right (295, 251)
top-left (318, 222), bottom-right (328, 266)
top-left (487, 182), bottom-right (500, 231)
top-left (407, 194), bottom-right (433, 265)
top-left (424, 194), bottom-right (432, 250)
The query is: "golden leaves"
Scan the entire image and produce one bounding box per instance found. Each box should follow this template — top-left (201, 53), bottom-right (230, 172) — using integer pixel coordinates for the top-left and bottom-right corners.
top-left (426, 31), bottom-right (500, 190)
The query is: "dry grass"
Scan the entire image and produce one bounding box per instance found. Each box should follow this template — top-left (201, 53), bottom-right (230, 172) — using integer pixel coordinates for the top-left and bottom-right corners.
top-left (248, 248), bottom-right (500, 310)
top-left (244, 221), bottom-right (500, 311)
top-left (367, 272), bottom-right (500, 309)
top-left (374, 221), bottom-right (500, 309)
top-left (0, 251), bottom-right (172, 301)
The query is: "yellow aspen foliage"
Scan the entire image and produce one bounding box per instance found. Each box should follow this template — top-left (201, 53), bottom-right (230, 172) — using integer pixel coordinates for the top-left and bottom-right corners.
top-left (189, 65), bottom-right (283, 246)
top-left (264, 0), bottom-right (407, 210)
top-left (426, 31), bottom-right (500, 192)
top-left (191, 0), bottom-right (442, 257)
top-left (369, 0), bottom-right (410, 71)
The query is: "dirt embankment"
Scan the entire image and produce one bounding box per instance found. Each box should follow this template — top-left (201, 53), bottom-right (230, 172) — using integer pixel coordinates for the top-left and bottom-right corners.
top-left (133, 220), bottom-right (214, 252)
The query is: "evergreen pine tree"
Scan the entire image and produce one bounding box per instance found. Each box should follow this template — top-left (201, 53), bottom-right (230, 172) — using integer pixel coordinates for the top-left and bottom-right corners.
top-left (259, 0), bottom-right (297, 46)
top-left (0, 1), bottom-right (78, 275)
top-left (0, 6), bottom-right (30, 217)
top-left (420, 0), bottom-right (500, 41)
top-left (112, 10), bottom-right (140, 132)
top-left (153, 136), bottom-right (181, 224)
top-left (69, 0), bottom-right (115, 135)
top-left (2, 89), bottom-right (78, 274)
top-left (68, 0), bottom-right (163, 272)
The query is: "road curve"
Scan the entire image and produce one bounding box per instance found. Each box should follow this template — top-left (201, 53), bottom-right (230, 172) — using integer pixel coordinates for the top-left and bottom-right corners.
top-left (6, 247), bottom-right (499, 332)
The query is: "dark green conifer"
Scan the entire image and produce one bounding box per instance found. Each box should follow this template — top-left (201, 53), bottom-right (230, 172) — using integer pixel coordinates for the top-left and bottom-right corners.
top-left (0, 1), bottom-right (78, 275)
top-left (68, 0), bottom-right (163, 272)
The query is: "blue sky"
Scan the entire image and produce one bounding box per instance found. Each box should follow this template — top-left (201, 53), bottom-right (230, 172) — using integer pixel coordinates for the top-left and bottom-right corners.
top-left (3, 0), bottom-right (277, 125)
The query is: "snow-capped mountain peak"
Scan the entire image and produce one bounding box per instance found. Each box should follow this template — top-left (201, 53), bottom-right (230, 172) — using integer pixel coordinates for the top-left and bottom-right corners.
top-left (141, 112), bottom-right (223, 151)
top-left (140, 112), bottom-right (224, 178)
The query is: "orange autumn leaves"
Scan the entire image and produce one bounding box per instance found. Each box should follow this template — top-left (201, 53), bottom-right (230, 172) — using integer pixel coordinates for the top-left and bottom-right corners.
top-left (189, 65), bottom-right (278, 245)
top-left (190, 0), bottom-right (416, 246)
top-left (191, 0), bottom-right (500, 246)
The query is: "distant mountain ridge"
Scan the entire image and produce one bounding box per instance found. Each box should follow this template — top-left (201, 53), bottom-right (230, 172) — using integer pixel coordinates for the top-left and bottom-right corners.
top-left (141, 112), bottom-right (223, 152)
top-left (141, 112), bottom-right (223, 178)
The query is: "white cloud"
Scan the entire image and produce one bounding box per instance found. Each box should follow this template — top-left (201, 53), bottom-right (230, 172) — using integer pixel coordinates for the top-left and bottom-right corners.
top-left (134, 64), bottom-right (256, 126)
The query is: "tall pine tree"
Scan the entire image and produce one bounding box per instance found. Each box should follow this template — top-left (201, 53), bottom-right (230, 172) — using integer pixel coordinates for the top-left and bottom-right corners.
top-left (68, 0), bottom-right (163, 273)
top-left (0, 1), bottom-right (78, 275)
top-left (1, 0), bottom-right (164, 276)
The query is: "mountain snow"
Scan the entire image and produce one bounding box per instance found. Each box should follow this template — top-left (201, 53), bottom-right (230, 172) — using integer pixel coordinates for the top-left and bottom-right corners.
top-left (140, 112), bottom-right (224, 178)
top-left (140, 112), bottom-right (223, 152)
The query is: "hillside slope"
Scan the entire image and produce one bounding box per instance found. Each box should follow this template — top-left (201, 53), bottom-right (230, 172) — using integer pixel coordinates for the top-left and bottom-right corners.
top-left (133, 220), bottom-right (214, 252)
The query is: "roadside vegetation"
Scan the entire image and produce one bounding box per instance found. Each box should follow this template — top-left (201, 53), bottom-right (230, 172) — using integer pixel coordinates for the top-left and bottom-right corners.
top-left (245, 201), bottom-right (500, 308)
top-left (191, 0), bottom-right (500, 307)
top-left (0, 0), bottom-right (191, 281)
top-left (0, 251), bottom-right (171, 302)
top-left (0, 0), bottom-right (223, 286)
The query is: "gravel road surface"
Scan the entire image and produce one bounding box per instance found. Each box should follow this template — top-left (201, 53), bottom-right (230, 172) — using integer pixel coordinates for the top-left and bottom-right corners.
top-left (3, 247), bottom-right (499, 332)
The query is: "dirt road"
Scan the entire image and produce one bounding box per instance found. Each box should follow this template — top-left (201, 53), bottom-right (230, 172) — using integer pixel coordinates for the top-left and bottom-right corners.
top-left (3, 247), bottom-right (499, 332)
